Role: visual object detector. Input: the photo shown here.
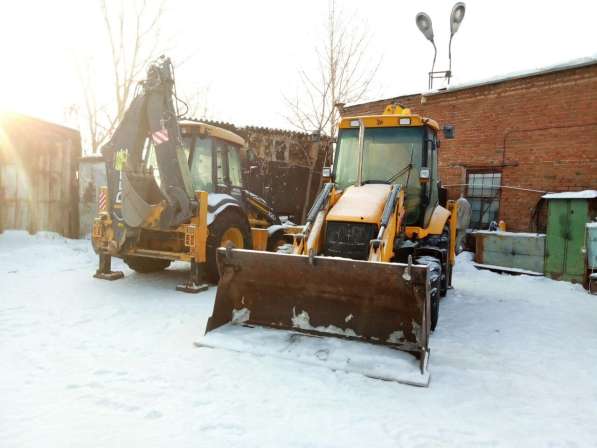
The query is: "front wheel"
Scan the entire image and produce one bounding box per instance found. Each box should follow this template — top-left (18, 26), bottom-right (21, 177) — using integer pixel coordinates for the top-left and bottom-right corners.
top-left (416, 256), bottom-right (441, 331)
top-left (206, 211), bottom-right (252, 282)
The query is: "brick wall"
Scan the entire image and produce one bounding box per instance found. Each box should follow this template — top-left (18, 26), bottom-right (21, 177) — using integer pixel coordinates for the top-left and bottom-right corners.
top-left (342, 63), bottom-right (597, 231)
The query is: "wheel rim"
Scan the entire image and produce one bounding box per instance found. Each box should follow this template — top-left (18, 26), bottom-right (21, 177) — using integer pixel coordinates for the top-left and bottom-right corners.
top-left (220, 227), bottom-right (244, 248)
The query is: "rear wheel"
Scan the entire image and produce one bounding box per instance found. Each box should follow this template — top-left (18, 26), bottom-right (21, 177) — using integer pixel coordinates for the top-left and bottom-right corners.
top-left (206, 211), bottom-right (252, 282)
top-left (416, 256), bottom-right (441, 331)
top-left (124, 256), bottom-right (171, 273)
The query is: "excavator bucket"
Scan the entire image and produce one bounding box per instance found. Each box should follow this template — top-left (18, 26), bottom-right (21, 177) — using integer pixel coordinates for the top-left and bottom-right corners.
top-left (198, 248), bottom-right (432, 386)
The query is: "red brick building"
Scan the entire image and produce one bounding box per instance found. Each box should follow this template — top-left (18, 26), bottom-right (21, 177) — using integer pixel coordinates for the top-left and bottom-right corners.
top-left (342, 58), bottom-right (597, 231)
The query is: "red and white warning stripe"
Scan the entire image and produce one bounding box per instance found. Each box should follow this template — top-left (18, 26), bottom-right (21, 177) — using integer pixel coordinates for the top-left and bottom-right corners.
top-left (152, 128), bottom-right (169, 145)
top-left (98, 189), bottom-right (107, 211)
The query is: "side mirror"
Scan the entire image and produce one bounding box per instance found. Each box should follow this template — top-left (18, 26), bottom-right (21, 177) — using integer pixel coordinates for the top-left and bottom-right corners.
top-left (442, 124), bottom-right (455, 139)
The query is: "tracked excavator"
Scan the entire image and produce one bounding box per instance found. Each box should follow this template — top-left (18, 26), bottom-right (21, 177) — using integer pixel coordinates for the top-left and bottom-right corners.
top-left (198, 104), bottom-right (470, 386)
top-left (92, 56), bottom-right (288, 291)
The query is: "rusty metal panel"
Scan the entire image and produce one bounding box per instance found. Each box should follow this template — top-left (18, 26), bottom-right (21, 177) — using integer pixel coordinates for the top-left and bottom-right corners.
top-left (242, 128), bottom-right (332, 222)
top-left (259, 163), bottom-right (323, 221)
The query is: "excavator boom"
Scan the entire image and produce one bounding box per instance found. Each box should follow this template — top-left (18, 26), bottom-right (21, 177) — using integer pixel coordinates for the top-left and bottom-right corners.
top-left (101, 56), bottom-right (193, 232)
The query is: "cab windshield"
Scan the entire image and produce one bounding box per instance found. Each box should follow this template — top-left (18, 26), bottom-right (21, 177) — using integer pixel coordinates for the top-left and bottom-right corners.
top-left (144, 136), bottom-right (194, 188)
top-left (334, 126), bottom-right (425, 224)
top-left (334, 127), bottom-right (423, 190)
top-left (146, 132), bottom-right (244, 193)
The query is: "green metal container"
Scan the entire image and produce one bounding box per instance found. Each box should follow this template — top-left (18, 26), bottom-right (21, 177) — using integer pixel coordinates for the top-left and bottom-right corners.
top-left (544, 192), bottom-right (597, 283)
top-left (587, 223), bottom-right (597, 269)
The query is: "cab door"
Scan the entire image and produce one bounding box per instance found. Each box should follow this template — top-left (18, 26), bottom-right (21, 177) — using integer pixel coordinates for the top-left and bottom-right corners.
top-left (213, 140), bottom-right (244, 199)
top-left (188, 134), bottom-right (215, 193)
top-left (214, 140), bottom-right (227, 194)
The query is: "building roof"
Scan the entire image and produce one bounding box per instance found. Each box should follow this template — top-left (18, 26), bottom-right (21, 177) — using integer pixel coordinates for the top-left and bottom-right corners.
top-left (542, 190), bottom-right (597, 200)
top-left (425, 55), bottom-right (597, 97)
top-left (0, 112), bottom-right (80, 137)
top-left (344, 55), bottom-right (597, 109)
top-left (181, 117), bottom-right (321, 139)
top-left (179, 119), bottom-right (246, 146)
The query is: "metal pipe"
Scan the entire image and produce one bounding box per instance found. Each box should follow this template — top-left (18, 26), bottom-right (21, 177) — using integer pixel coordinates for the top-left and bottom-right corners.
top-left (356, 120), bottom-right (365, 186)
top-left (429, 41), bottom-right (437, 90)
top-left (447, 35), bottom-right (454, 84)
top-left (380, 185), bottom-right (401, 228)
top-left (305, 182), bottom-right (333, 224)
top-left (442, 184), bottom-right (548, 194)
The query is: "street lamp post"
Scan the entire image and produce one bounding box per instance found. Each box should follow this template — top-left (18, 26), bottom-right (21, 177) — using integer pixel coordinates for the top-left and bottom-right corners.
top-left (416, 2), bottom-right (466, 90)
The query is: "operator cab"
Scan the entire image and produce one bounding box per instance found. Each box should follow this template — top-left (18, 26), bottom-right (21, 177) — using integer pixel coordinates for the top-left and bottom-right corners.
top-left (333, 105), bottom-right (441, 227)
top-left (144, 120), bottom-right (246, 199)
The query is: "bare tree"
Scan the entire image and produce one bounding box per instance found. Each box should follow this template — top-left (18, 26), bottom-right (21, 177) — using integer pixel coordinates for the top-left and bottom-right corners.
top-left (79, 0), bottom-right (169, 153)
top-left (285, 0), bottom-right (380, 137)
top-left (180, 85), bottom-right (211, 120)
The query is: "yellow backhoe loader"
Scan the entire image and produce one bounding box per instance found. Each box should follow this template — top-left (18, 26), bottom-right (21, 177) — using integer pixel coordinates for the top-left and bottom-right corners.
top-left (91, 57), bottom-right (289, 292)
top-left (198, 104), bottom-right (470, 386)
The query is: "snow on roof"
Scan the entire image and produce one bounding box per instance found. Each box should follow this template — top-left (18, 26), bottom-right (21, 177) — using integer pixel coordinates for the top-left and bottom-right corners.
top-left (473, 230), bottom-right (545, 238)
top-left (425, 55), bottom-right (597, 96)
top-left (542, 190), bottom-right (597, 199)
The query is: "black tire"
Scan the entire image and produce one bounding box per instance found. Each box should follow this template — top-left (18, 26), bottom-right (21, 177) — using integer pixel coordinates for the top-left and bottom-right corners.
top-left (267, 229), bottom-right (290, 252)
top-left (206, 210), bottom-right (252, 282)
top-left (417, 256), bottom-right (441, 331)
top-left (124, 256), bottom-right (171, 273)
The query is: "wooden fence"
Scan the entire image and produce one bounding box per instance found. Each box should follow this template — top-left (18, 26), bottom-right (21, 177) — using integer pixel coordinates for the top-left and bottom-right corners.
top-left (0, 113), bottom-right (81, 238)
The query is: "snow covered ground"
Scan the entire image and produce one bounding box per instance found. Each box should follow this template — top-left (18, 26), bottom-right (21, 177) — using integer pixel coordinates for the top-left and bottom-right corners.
top-left (1, 230), bottom-right (597, 447)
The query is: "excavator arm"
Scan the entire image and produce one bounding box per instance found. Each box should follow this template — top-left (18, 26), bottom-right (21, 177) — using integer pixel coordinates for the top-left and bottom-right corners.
top-left (101, 56), bottom-right (194, 236)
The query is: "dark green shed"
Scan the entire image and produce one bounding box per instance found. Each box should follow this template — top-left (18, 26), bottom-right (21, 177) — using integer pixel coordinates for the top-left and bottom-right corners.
top-left (543, 191), bottom-right (597, 284)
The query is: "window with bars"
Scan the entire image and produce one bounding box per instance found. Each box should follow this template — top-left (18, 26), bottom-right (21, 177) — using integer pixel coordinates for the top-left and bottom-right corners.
top-left (466, 171), bottom-right (501, 229)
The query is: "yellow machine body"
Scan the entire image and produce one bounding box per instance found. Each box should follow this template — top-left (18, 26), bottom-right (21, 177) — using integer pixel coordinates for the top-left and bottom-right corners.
top-left (92, 121), bottom-right (290, 290)
top-left (203, 105), bottom-right (467, 385)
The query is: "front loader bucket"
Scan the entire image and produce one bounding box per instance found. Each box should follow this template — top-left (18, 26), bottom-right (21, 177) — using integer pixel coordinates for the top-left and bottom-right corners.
top-left (200, 248), bottom-right (432, 386)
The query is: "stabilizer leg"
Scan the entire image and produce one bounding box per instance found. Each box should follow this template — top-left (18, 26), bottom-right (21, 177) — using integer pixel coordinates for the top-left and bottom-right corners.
top-left (176, 260), bottom-right (208, 293)
top-left (94, 254), bottom-right (124, 281)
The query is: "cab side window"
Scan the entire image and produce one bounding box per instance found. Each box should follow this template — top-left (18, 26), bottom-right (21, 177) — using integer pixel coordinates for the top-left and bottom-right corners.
top-left (227, 145), bottom-right (243, 187)
top-left (215, 142), bottom-right (226, 186)
top-left (190, 136), bottom-right (214, 192)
